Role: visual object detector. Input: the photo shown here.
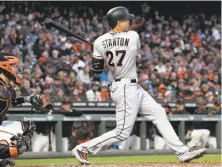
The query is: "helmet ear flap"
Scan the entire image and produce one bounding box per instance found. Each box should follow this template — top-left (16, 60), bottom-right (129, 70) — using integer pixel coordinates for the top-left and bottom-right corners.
top-left (110, 21), bottom-right (118, 29)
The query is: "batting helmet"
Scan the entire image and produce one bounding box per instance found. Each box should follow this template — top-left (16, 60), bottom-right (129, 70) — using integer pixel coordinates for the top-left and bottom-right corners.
top-left (107, 6), bottom-right (135, 28)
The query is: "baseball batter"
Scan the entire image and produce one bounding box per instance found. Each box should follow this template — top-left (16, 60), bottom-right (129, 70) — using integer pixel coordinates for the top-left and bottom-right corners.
top-left (72, 6), bottom-right (206, 164)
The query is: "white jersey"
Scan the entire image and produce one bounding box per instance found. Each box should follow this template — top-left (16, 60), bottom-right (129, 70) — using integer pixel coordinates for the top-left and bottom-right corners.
top-left (0, 121), bottom-right (24, 143)
top-left (93, 31), bottom-right (141, 80)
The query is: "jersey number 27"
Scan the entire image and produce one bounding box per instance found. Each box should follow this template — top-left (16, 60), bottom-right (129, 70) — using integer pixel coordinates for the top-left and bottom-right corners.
top-left (106, 50), bottom-right (126, 67)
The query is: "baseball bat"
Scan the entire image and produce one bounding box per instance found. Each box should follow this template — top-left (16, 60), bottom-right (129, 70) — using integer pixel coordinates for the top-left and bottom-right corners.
top-left (44, 18), bottom-right (93, 47)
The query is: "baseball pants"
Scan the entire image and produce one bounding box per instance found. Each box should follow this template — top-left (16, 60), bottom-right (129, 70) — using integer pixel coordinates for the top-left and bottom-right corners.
top-left (78, 79), bottom-right (189, 155)
top-left (0, 121), bottom-right (24, 143)
top-left (187, 129), bottom-right (210, 148)
top-left (32, 132), bottom-right (49, 152)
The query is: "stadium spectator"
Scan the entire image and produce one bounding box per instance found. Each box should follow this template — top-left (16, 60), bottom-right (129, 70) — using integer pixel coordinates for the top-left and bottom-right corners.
top-left (100, 81), bottom-right (110, 102)
top-left (71, 87), bottom-right (83, 102)
top-left (77, 65), bottom-right (91, 89)
top-left (60, 97), bottom-right (72, 112)
top-left (207, 99), bottom-right (221, 116)
top-left (86, 81), bottom-right (101, 102)
top-left (20, 79), bottom-right (31, 96)
top-left (175, 98), bottom-right (190, 114)
top-left (164, 105), bottom-right (173, 116)
top-left (194, 99), bottom-right (209, 115)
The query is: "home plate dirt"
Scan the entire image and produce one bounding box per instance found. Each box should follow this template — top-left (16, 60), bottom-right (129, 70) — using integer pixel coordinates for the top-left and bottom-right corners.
top-left (18, 162), bottom-right (221, 167)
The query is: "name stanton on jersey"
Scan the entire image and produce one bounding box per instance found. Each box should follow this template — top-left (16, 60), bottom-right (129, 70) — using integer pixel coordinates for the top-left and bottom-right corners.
top-left (102, 38), bottom-right (129, 50)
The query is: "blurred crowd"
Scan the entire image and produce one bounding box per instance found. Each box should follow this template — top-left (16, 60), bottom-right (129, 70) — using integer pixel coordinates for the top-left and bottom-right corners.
top-left (0, 2), bottom-right (221, 115)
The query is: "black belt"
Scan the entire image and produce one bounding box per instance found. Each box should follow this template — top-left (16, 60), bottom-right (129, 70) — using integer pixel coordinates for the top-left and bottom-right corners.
top-left (115, 79), bottom-right (137, 83)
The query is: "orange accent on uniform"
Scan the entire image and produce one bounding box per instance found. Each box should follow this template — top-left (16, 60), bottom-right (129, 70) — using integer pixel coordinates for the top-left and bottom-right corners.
top-left (0, 140), bottom-right (18, 158)
top-left (0, 55), bottom-right (20, 84)
top-left (9, 147), bottom-right (18, 158)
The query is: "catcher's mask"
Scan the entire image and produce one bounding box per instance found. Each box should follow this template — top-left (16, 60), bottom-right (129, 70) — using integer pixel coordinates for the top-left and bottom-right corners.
top-left (0, 52), bottom-right (21, 84)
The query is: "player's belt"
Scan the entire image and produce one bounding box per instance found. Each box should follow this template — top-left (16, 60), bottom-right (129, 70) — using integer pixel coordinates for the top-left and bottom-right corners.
top-left (115, 79), bottom-right (137, 83)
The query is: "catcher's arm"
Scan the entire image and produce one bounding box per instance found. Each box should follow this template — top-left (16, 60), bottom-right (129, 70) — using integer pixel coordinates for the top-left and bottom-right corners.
top-left (0, 121), bottom-right (36, 159)
top-left (12, 94), bottom-right (54, 111)
top-left (9, 121), bottom-right (36, 157)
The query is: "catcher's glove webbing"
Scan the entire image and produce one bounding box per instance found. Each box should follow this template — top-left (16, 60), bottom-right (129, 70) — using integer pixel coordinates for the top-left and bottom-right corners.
top-left (30, 94), bottom-right (54, 111)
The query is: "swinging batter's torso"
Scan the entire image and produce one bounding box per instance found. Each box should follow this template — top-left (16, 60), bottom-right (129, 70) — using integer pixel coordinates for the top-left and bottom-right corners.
top-left (93, 30), bottom-right (141, 79)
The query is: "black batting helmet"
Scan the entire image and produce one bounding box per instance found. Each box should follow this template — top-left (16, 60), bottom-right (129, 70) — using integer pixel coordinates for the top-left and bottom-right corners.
top-left (107, 6), bottom-right (135, 28)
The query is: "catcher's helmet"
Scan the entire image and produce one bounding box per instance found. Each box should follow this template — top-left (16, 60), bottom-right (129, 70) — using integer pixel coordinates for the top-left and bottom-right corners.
top-left (0, 52), bottom-right (21, 84)
top-left (107, 6), bottom-right (135, 28)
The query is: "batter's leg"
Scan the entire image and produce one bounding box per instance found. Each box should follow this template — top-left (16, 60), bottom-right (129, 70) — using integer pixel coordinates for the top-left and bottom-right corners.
top-left (138, 85), bottom-right (206, 162)
top-left (72, 82), bottom-right (141, 164)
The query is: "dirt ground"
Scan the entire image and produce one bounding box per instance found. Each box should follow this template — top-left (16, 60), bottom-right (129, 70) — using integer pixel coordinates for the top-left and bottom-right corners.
top-left (17, 162), bottom-right (221, 167)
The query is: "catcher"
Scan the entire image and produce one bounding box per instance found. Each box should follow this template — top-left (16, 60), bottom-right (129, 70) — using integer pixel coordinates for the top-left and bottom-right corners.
top-left (0, 52), bottom-right (53, 167)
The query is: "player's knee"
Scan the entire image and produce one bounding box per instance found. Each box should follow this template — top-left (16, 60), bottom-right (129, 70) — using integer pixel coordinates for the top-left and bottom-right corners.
top-left (114, 126), bottom-right (132, 140)
top-left (153, 106), bottom-right (167, 123)
top-left (119, 130), bottom-right (131, 140)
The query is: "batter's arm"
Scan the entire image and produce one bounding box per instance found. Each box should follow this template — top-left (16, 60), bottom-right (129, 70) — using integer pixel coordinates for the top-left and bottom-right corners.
top-left (91, 38), bottom-right (105, 74)
top-left (91, 56), bottom-right (105, 74)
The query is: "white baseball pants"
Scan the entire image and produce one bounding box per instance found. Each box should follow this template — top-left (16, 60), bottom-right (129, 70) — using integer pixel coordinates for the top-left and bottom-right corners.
top-left (187, 129), bottom-right (210, 148)
top-left (0, 121), bottom-right (24, 143)
top-left (78, 79), bottom-right (189, 155)
top-left (32, 132), bottom-right (49, 152)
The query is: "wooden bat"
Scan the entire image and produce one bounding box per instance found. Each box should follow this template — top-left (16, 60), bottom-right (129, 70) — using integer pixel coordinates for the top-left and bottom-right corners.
top-left (45, 18), bottom-right (93, 47)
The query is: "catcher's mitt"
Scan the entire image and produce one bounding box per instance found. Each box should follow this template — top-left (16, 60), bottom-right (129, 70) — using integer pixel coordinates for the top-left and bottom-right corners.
top-left (30, 94), bottom-right (54, 111)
